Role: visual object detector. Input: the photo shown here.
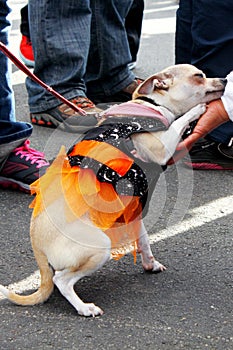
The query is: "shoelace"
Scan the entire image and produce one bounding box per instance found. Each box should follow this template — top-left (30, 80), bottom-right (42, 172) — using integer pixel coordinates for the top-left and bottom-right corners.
top-left (14, 140), bottom-right (49, 169)
top-left (62, 98), bottom-right (95, 115)
top-left (72, 97), bottom-right (95, 109)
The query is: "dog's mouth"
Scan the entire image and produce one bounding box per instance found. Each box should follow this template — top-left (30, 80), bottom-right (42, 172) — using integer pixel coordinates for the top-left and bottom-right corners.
top-left (206, 89), bottom-right (224, 95)
top-left (205, 79), bottom-right (227, 96)
top-left (205, 78), bottom-right (227, 96)
top-left (204, 89), bottom-right (225, 101)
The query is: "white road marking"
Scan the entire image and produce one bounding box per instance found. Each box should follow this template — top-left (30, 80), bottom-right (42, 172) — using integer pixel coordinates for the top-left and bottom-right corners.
top-left (0, 271), bottom-right (40, 300)
top-left (1, 196), bottom-right (232, 300)
top-left (150, 195), bottom-right (233, 243)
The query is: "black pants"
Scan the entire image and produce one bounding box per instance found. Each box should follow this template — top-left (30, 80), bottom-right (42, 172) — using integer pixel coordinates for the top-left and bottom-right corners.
top-left (20, 5), bottom-right (30, 38)
top-left (125, 0), bottom-right (144, 62)
top-left (175, 0), bottom-right (233, 144)
top-left (175, 0), bottom-right (233, 77)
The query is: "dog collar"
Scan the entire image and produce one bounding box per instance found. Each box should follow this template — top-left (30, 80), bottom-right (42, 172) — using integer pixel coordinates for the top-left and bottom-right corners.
top-left (100, 101), bottom-right (170, 128)
top-left (135, 96), bottom-right (160, 106)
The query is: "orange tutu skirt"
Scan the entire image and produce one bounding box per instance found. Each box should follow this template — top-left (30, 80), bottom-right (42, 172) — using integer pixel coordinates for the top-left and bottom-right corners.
top-left (30, 140), bottom-right (143, 261)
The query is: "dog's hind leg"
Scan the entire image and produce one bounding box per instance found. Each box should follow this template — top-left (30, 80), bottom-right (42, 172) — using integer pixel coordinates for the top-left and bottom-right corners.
top-left (53, 247), bottom-right (111, 317)
top-left (138, 221), bottom-right (166, 273)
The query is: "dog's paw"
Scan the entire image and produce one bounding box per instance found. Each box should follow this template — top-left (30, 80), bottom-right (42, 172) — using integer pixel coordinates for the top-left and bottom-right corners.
top-left (195, 103), bottom-right (206, 115)
top-left (79, 303), bottom-right (104, 317)
top-left (143, 257), bottom-right (166, 273)
top-left (189, 103), bottom-right (206, 120)
top-left (151, 260), bottom-right (167, 273)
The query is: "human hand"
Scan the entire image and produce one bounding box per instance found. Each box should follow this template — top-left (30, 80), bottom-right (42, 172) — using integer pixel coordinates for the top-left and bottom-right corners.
top-left (167, 100), bottom-right (229, 164)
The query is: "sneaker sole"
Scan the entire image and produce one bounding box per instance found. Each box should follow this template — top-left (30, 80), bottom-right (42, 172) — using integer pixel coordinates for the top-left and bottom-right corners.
top-left (184, 161), bottom-right (233, 170)
top-left (19, 52), bottom-right (35, 68)
top-left (31, 113), bottom-right (57, 128)
top-left (0, 177), bottom-right (30, 193)
top-left (30, 113), bottom-right (98, 133)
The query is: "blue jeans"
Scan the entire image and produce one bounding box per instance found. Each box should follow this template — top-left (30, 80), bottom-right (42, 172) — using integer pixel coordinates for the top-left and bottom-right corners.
top-left (0, 0), bottom-right (32, 149)
top-left (175, 0), bottom-right (233, 144)
top-left (27, 0), bottom-right (134, 113)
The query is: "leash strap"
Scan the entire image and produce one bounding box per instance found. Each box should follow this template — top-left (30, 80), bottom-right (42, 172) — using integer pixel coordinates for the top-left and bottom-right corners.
top-left (0, 42), bottom-right (86, 116)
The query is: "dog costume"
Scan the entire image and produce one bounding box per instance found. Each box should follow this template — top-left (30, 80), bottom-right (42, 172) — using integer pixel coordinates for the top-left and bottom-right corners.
top-left (30, 101), bottom-right (168, 260)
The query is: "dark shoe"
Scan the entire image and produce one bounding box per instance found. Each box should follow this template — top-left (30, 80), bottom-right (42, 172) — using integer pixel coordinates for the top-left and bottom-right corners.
top-left (30, 97), bottom-right (102, 132)
top-left (184, 138), bottom-right (233, 170)
top-left (19, 35), bottom-right (35, 67)
top-left (88, 78), bottom-right (143, 104)
top-left (0, 140), bottom-right (50, 192)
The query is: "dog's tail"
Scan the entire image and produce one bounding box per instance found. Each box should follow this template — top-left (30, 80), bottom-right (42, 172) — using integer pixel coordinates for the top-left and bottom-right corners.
top-left (0, 249), bottom-right (54, 306)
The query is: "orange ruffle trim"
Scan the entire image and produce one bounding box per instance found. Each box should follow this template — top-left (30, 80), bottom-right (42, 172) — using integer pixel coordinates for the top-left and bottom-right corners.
top-left (30, 140), bottom-right (142, 261)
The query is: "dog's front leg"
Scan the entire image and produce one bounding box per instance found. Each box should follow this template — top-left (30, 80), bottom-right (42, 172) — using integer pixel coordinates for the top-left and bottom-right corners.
top-left (138, 221), bottom-right (166, 272)
top-left (159, 103), bottom-right (206, 164)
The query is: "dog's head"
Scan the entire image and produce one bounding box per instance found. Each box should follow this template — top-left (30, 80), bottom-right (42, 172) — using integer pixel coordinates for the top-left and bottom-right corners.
top-left (133, 64), bottom-right (226, 117)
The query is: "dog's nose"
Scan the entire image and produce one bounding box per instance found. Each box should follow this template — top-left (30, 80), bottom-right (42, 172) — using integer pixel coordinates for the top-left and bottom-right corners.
top-left (221, 78), bottom-right (227, 86)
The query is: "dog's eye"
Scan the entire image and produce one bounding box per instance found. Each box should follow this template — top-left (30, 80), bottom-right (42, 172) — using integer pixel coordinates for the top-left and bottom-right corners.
top-left (194, 73), bottom-right (204, 78)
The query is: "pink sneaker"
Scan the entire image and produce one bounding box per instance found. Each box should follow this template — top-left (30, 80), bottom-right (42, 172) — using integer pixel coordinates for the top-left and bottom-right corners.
top-left (0, 140), bottom-right (49, 192)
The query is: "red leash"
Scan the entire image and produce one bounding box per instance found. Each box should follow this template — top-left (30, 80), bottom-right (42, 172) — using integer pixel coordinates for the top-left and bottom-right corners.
top-left (0, 42), bottom-right (86, 116)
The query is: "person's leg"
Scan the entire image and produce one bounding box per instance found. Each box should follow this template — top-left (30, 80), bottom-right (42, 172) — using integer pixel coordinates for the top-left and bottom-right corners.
top-left (125, 0), bottom-right (144, 66)
top-left (26, 0), bottom-right (101, 131)
top-left (26, 0), bottom-right (90, 113)
top-left (0, 0), bottom-right (15, 122)
top-left (190, 0), bottom-right (233, 145)
top-left (191, 0), bottom-right (233, 78)
top-left (175, 0), bottom-right (193, 64)
top-left (0, 121), bottom-right (49, 192)
top-left (0, 2), bottom-right (49, 190)
top-left (176, 0), bottom-right (233, 168)
top-left (0, 121), bottom-right (32, 161)
top-left (85, 0), bottom-right (137, 103)
top-left (20, 4), bottom-right (30, 38)
top-left (26, 0), bottom-right (141, 128)
top-left (206, 122), bottom-right (233, 144)
top-left (0, 1), bottom-right (32, 146)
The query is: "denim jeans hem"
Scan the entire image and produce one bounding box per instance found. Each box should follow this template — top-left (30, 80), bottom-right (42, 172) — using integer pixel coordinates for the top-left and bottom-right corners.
top-left (0, 121), bottom-right (33, 144)
top-left (208, 121), bottom-right (233, 144)
top-left (29, 90), bottom-right (87, 113)
top-left (0, 137), bottom-right (29, 166)
top-left (86, 70), bottom-right (135, 97)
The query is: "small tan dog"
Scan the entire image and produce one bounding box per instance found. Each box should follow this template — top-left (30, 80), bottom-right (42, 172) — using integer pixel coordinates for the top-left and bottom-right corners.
top-left (0, 64), bottom-right (226, 316)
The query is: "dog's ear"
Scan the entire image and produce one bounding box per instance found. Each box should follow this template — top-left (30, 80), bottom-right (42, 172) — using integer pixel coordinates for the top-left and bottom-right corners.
top-left (154, 73), bottom-right (174, 90)
top-left (135, 73), bottom-right (174, 96)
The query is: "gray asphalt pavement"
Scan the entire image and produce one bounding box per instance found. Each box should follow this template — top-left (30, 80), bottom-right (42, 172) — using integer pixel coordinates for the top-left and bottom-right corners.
top-left (0, 1), bottom-right (232, 349)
